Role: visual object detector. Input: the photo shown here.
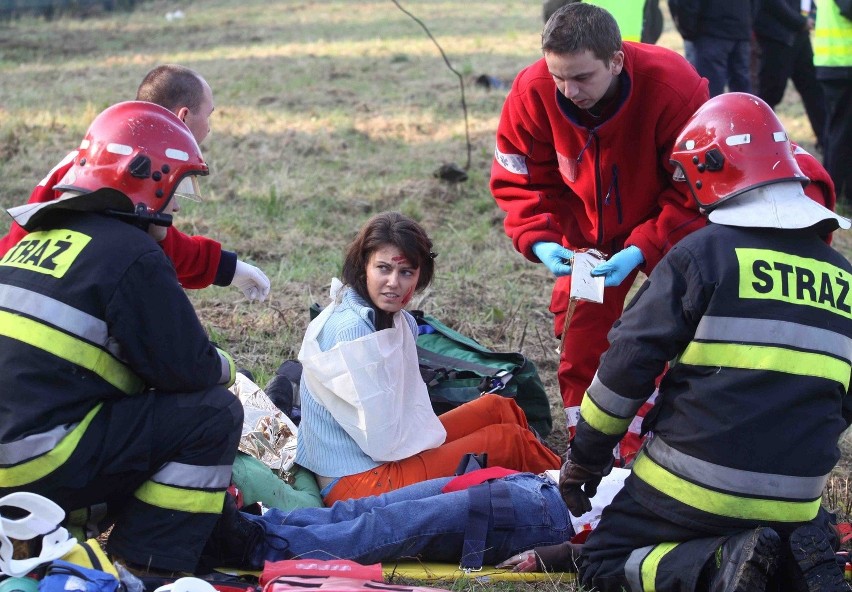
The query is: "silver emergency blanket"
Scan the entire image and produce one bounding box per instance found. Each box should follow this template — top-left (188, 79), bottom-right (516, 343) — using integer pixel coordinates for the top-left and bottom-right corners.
top-left (229, 372), bottom-right (298, 474)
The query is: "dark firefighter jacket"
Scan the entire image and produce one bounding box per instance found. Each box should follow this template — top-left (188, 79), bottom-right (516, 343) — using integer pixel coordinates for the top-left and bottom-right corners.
top-left (0, 212), bottom-right (233, 485)
top-left (572, 222), bottom-right (852, 531)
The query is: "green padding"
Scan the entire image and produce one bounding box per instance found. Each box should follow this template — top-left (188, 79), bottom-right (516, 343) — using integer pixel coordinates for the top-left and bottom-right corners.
top-left (231, 453), bottom-right (323, 510)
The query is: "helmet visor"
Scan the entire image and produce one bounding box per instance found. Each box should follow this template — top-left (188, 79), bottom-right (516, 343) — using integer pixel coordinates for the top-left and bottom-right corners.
top-left (174, 176), bottom-right (202, 203)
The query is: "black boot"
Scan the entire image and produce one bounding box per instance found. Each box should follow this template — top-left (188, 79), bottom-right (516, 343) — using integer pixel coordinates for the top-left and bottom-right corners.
top-left (264, 360), bottom-right (302, 424)
top-left (706, 527), bottom-right (781, 592)
top-left (788, 524), bottom-right (849, 592)
top-left (198, 493), bottom-right (265, 572)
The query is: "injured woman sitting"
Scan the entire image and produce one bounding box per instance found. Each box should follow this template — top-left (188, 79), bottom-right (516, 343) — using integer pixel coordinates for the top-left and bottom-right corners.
top-left (295, 211), bottom-right (560, 506)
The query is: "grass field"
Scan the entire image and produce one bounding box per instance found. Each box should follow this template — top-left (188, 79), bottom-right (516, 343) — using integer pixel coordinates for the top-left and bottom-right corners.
top-left (1, 1), bottom-right (849, 588)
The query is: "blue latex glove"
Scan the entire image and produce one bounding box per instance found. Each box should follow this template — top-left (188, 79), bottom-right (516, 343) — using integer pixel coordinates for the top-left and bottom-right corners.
top-left (590, 245), bottom-right (644, 287)
top-left (532, 241), bottom-right (574, 277)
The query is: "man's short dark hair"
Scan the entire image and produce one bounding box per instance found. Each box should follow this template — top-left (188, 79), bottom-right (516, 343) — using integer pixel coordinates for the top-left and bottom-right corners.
top-left (136, 64), bottom-right (206, 113)
top-left (541, 2), bottom-right (622, 62)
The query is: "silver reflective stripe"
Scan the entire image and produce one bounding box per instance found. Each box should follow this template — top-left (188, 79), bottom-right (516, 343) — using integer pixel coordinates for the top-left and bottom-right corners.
top-left (587, 373), bottom-right (646, 418)
top-left (152, 462), bottom-right (233, 489)
top-left (104, 336), bottom-right (124, 360)
top-left (647, 437), bottom-right (827, 499)
top-left (624, 545), bottom-right (654, 592)
top-left (0, 423), bottom-right (75, 464)
top-left (494, 146), bottom-right (529, 176)
top-left (695, 316), bottom-right (852, 362)
top-left (0, 284), bottom-right (107, 345)
top-left (219, 352), bottom-right (232, 385)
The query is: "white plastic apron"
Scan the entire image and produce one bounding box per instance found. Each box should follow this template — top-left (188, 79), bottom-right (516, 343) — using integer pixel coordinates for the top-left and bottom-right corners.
top-left (298, 280), bottom-right (446, 462)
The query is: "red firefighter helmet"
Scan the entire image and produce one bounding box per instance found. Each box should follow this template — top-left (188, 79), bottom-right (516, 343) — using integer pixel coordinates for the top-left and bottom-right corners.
top-left (670, 93), bottom-right (808, 211)
top-left (47, 100), bottom-right (208, 227)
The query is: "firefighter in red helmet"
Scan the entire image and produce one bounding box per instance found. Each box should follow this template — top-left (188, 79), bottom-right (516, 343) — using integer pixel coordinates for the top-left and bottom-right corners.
top-left (0, 65), bottom-right (270, 303)
top-left (0, 101), bottom-right (243, 575)
top-left (531, 93), bottom-right (852, 591)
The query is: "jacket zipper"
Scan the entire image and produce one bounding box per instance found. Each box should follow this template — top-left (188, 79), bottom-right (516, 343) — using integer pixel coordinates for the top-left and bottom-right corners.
top-left (594, 133), bottom-right (604, 246)
top-left (604, 164), bottom-right (623, 225)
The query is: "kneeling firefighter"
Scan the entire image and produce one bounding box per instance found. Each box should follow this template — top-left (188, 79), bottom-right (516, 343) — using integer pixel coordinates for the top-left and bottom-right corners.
top-left (560, 93), bottom-right (852, 592)
top-left (0, 101), bottom-right (242, 574)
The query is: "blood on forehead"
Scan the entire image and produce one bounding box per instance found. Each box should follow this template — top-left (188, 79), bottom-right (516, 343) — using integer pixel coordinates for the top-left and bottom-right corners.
top-left (391, 255), bottom-right (408, 263)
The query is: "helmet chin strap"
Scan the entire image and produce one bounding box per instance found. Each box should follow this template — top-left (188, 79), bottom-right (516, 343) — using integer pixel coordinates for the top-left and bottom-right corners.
top-left (105, 203), bottom-right (173, 231)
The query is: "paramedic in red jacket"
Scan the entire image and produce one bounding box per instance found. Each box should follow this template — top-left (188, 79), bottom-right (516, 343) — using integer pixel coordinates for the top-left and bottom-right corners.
top-left (0, 64), bottom-right (270, 300)
top-left (490, 3), bottom-right (708, 463)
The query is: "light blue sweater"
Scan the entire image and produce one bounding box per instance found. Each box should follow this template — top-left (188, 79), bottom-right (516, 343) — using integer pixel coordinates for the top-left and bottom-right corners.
top-left (295, 287), bottom-right (420, 478)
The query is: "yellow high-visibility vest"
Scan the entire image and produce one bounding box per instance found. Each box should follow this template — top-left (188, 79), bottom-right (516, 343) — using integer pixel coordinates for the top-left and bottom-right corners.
top-left (586, 0), bottom-right (645, 42)
top-left (814, 1), bottom-right (852, 67)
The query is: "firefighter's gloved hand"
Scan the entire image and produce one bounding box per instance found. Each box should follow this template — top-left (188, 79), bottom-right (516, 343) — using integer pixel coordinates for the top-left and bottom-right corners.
top-left (591, 245), bottom-right (644, 287)
top-left (559, 454), bottom-right (612, 517)
top-left (532, 242), bottom-right (574, 277)
top-left (232, 260), bottom-right (271, 302)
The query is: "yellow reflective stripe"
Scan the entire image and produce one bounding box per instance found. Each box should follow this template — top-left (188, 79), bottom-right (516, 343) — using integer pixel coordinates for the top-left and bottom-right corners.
top-left (0, 404), bottom-right (101, 487)
top-left (134, 481), bottom-right (225, 514)
top-left (815, 28), bottom-right (852, 37)
top-left (633, 454), bottom-right (820, 522)
top-left (580, 392), bottom-right (631, 436)
top-left (680, 341), bottom-right (850, 389)
top-left (217, 347), bottom-right (236, 387)
top-left (641, 542), bottom-right (679, 592)
top-left (814, 42), bottom-right (852, 58)
top-left (0, 310), bottom-right (143, 394)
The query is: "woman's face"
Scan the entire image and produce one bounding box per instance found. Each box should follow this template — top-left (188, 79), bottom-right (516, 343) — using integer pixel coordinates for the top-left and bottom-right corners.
top-left (366, 244), bottom-right (421, 314)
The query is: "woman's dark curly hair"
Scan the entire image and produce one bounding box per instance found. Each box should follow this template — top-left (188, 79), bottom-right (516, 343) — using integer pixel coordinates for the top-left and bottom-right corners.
top-left (342, 211), bottom-right (436, 309)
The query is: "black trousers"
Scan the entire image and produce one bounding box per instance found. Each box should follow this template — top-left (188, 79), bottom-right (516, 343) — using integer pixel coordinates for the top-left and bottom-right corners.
top-left (579, 486), bottom-right (836, 591)
top-left (756, 32), bottom-right (826, 147)
top-left (694, 36), bottom-right (752, 97)
top-left (820, 77), bottom-right (852, 204)
top-left (0, 387), bottom-right (243, 572)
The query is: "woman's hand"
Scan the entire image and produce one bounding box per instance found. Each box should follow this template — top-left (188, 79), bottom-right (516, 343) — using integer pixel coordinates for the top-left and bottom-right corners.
top-left (496, 550), bottom-right (539, 572)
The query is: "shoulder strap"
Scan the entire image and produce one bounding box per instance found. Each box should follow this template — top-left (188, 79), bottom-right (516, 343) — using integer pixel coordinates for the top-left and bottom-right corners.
top-left (416, 346), bottom-right (503, 376)
top-left (413, 311), bottom-right (495, 354)
top-left (460, 480), bottom-right (515, 571)
top-left (416, 346), bottom-right (514, 393)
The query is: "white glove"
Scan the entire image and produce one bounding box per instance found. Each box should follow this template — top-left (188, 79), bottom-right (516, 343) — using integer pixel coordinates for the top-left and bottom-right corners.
top-left (231, 260), bottom-right (270, 302)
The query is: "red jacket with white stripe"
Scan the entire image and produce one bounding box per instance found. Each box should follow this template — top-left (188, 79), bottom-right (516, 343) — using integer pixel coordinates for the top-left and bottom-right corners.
top-left (490, 42), bottom-right (709, 272)
top-left (490, 42), bottom-right (838, 267)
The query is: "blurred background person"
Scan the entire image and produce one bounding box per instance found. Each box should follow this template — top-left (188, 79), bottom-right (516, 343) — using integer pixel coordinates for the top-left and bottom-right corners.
top-left (753, 0), bottom-right (826, 152)
top-left (669, 0), bottom-right (760, 96)
top-left (814, 0), bottom-right (852, 206)
top-left (542, 0), bottom-right (663, 44)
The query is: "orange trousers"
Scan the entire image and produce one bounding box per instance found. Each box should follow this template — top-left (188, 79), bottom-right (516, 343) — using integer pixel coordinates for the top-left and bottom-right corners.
top-left (323, 394), bottom-right (561, 505)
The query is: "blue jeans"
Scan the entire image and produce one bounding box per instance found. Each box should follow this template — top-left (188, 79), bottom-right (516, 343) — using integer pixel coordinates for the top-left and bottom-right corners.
top-left (249, 473), bottom-right (572, 566)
